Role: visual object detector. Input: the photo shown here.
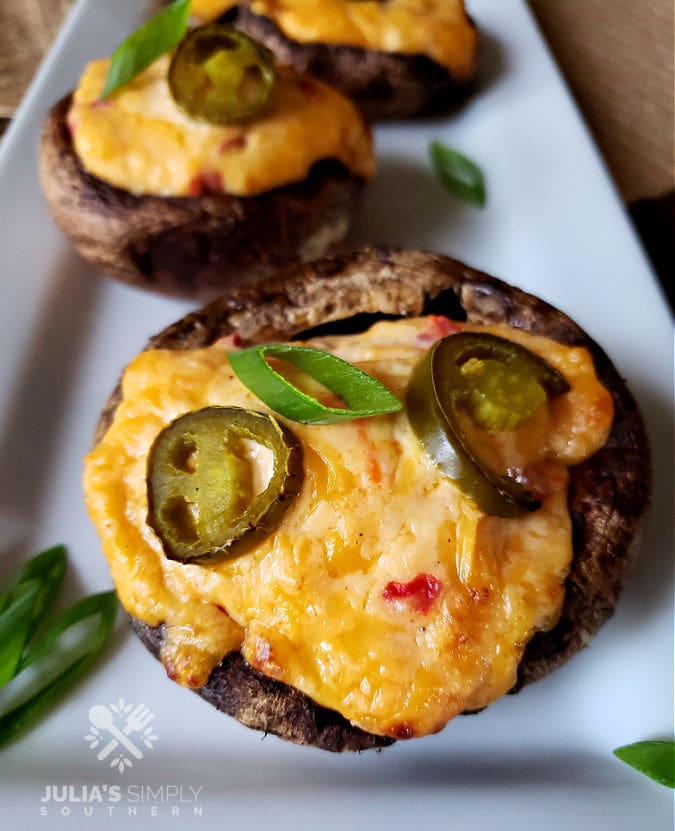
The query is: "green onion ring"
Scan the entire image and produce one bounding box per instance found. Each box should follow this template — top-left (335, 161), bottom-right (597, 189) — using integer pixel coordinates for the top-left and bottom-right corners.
top-left (228, 344), bottom-right (402, 425)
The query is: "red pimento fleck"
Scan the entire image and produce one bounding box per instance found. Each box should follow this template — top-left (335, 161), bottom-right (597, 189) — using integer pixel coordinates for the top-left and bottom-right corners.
top-left (416, 315), bottom-right (463, 346)
top-left (215, 331), bottom-right (242, 348)
top-left (89, 98), bottom-right (111, 109)
top-left (218, 134), bottom-right (247, 153)
top-left (382, 573), bottom-right (442, 614)
top-left (188, 171), bottom-right (224, 197)
top-left (355, 420), bottom-right (382, 483)
top-left (297, 78), bottom-right (320, 97)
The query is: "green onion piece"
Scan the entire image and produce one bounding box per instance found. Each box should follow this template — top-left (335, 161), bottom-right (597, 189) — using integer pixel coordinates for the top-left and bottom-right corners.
top-left (0, 544), bottom-right (67, 616)
top-left (614, 741), bottom-right (675, 788)
top-left (0, 545), bottom-right (67, 686)
top-left (0, 591), bottom-right (118, 747)
top-left (429, 140), bottom-right (486, 207)
top-left (0, 582), bottom-right (40, 686)
top-left (229, 344), bottom-right (403, 424)
top-left (101, 0), bottom-right (192, 99)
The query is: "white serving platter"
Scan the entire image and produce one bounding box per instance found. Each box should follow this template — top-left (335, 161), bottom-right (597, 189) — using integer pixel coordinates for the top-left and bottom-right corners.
top-left (0, 1), bottom-right (673, 828)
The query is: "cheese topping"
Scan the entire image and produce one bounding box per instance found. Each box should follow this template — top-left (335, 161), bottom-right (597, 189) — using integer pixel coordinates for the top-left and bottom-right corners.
top-left (68, 55), bottom-right (373, 198)
top-left (84, 318), bottom-right (613, 738)
top-left (192, 0), bottom-right (477, 79)
top-left (191, 0), bottom-right (241, 22)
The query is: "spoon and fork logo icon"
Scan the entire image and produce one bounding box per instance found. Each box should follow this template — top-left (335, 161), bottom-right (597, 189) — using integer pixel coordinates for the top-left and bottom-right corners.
top-left (84, 699), bottom-right (158, 773)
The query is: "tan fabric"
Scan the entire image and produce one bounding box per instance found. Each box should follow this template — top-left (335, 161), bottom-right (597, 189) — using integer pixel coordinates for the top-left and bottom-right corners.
top-left (0, 0), bottom-right (73, 117)
top-left (0, 0), bottom-right (672, 201)
top-left (529, 0), bottom-right (674, 201)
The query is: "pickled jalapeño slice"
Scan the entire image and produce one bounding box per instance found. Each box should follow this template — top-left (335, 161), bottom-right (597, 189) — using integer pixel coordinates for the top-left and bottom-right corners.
top-left (147, 407), bottom-right (301, 564)
top-left (168, 24), bottom-right (276, 123)
top-left (406, 332), bottom-right (570, 517)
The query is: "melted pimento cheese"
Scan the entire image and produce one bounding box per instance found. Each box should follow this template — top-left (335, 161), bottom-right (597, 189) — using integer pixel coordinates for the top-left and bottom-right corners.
top-left (192, 0), bottom-right (477, 79)
top-left (68, 56), bottom-right (373, 198)
top-left (84, 318), bottom-right (613, 738)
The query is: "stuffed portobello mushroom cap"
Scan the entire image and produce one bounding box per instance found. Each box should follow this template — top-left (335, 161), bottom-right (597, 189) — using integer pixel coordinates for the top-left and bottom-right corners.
top-left (39, 94), bottom-right (368, 301)
top-left (93, 248), bottom-right (650, 752)
top-left (232, 3), bottom-right (478, 120)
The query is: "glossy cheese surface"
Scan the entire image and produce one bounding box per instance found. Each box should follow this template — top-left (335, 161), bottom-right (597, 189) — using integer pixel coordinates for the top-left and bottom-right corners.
top-left (69, 55), bottom-right (373, 197)
top-left (191, 0), bottom-right (240, 21)
top-left (192, 0), bottom-right (476, 78)
top-left (84, 318), bottom-right (613, 738)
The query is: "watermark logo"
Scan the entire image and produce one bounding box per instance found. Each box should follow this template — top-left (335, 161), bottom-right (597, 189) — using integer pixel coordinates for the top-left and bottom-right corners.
top-left (37, 700), bottom-right (204, 818)
top-left (38, 784), bottom-right (205, 819)
top-left (84, 699), bottom-right (158, 773)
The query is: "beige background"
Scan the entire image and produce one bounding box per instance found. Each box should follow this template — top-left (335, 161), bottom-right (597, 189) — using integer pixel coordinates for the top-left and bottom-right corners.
top-left (0, 0), bottom-right (673, 203)
top-left (528, 0), bottom-right (674, 202)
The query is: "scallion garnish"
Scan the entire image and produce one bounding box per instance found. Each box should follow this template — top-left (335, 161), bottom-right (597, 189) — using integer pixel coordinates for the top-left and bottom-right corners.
top-left (0, 545), bottom-right (66, 686)
top-left (102, 0), bottom-right (192, 99)
top-left (429, 140), bottom-right (486, 207)
top-left (0, 546), bottom-right (117, 746)
top-left (229, 344), bottom-right (402, 424)
top-left (614, 740), bottom-right (675, 788)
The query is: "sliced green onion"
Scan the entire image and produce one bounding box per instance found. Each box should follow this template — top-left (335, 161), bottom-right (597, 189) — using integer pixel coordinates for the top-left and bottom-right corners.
top-left (614, 741), bottom-right (675, 788)
top-left (0, 581), bottom-right (40, 686)
top-left (228, 344), bottom-right (402, 424)
top-left (0, 544), bottom-right (66, 616)
top-left (16, 592), bottom-right (117, 673)
top-left (0, 545), bottom-right (66, 685)
top-left (0, 591), bottom-right (118, 747)
top-left (429, 140), bottom-right (486, 207)
top-left (0, 546), bottom-right (117, 746)
top-left (102, 0), bottom-right (192, 99)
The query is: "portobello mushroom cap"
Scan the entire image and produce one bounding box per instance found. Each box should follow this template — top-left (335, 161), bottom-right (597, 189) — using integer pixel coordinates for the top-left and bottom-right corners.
top-left (94, 248), bottom-right (650, 752)
top-left (39, 95), bottom-right (367, 300)
top-left (231, 6), bottom-right (477, 120)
